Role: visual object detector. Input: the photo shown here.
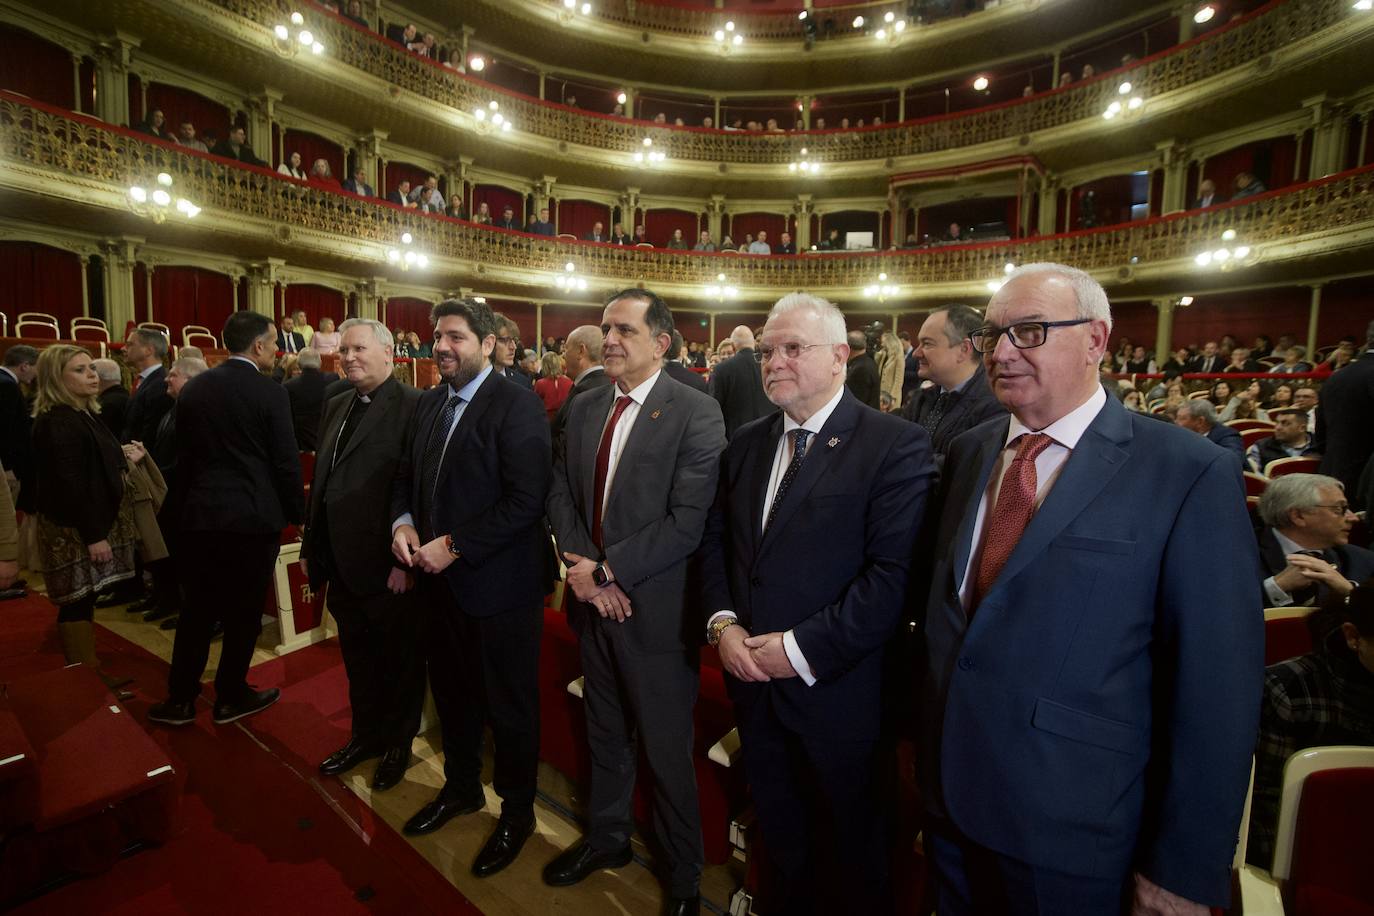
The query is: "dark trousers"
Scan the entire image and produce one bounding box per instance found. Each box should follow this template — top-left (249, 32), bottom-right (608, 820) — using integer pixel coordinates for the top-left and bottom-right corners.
top-left (738, 698), bottom-right (888, 916)
top-left (579, 613), bottom-right (703, 898)
top-left (167, 530), bottom-right (279, 705)
top-left (422, 574), bottom-right (541, 818)
top-left (328, 578), bottom-right (425, 750)
top-left (927, 822), bottom-right (1128, 916)
top-left (147, 556), bottom-right (180, 615)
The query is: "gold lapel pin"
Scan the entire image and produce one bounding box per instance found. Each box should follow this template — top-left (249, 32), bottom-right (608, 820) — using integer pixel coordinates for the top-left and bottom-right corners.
top-left (650, 410), bottom-right (662, 419)
top-left (828, 437), bottom-right (840, 448)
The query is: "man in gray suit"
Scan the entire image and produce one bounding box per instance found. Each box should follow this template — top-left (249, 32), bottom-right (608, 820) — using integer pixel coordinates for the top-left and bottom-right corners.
top-left (545, 289), bottom-right (726, 916)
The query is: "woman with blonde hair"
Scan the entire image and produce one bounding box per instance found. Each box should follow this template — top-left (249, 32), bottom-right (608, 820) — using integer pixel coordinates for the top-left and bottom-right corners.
top-left (310, 316), bottom-right (340, 354)
top-left (875, 331), bottom-right (904, 406)
top-left (30, 345), bottom-right (142, 696)
top-left (533, 351), bottom-right (572, 420)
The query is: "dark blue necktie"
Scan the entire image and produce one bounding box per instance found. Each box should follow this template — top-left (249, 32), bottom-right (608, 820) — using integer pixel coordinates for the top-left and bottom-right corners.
top-left (418, 393), bottom-right (462, 540)
top-left (765, 429), bottom-right (811, 532)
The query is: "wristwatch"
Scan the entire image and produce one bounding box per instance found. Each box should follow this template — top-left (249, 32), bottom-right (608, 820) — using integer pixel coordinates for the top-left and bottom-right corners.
top-left (707, 616), bottom-right (738, 647)
top-left (444, 534), bottom-right (462, 559)
top-left (592, 563), bottom-right (613, 588)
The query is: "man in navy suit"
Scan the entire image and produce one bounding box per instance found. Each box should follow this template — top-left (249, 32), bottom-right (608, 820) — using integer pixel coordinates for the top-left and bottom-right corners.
top-left (389, 299), bottom-right (551, 879)
top-left (918, 263), bottom-right (1263, 914)
top-left (1174, 398), bottom-right (1246, 465)
top-left (491, 312), bottom-right (534, 389)
top-left (121, 327), bottom-right (173, 446)
top-left (700, 292), bottom-right (935, 914)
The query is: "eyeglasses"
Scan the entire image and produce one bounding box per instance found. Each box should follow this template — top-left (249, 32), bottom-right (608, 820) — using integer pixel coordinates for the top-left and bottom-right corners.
top-left (756, 342), bottom-right (832, 363)
top-left (968, 319), bottom-right (1092, 354)
top-left (1309, 503), bottom-right (1352, 515)
top-left (495, 336), bottom-right (515, 346)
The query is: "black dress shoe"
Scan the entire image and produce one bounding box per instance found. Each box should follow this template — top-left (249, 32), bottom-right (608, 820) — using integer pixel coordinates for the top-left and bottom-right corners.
top-left (212, 687), bottom-right (280, 724)
top-left (319, 738), bottom-right (382, 776)
top-left (128, 595), bottom-right (158, 614)
top-left (662, 896), bottom-right (699, 916)
top-left (209, 620), bottom-right (224, 640)
top-left (159, 616), bottom-right (179, 630)
top-left (472, 815), bottom-right (535, 877)
top-left (141, 605), bottom-right (176, 623)
top-left (148, 699), bottom-right (197, 726)
top-left (370, 747), bottom-right (410, 791)
top-left (542, 840), bottom-right (634, 887)
top-left (402, 788), bottom-right (485, 835)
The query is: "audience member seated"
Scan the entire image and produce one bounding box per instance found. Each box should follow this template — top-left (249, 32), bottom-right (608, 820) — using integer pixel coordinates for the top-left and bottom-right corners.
top-left (139, 108), bottom-right (171, 140)
top-left (1223, 346), bottom-right (1262, 373)
top-left (1208, 379), bottom-right (1234, 407)
top-left (493, 205), bottom-right (520, 230)
top-left (666, 228), bottom-right (689, 249)
top-left (1266, 382), bottom-right (1296, 411)
top-left (1220, 380), bottom-right (1272, 422)
top-left (408, 175), bottom-right (446, 213)
top-left (1273, 346), bottom-right (1314, 374)
top-left (284, 349), bottom-right (329, 451)
top-left (631, 225), bottom-right (649, 245)
top-left (277, 317), bottom-right (306, 354)
top-left (1188, 340), bottom-right (1225, 374)
top-left (341, 168), bottom-right (374, 197)
top-left (1122, 345), bottom-right (1154, 374)
top-left (393, 329), bottom-right (414, 358)
top-left (1247, 580), bottom-right (1374, 867)
top-left (1231, 170), bottom-right (1267, 200)
top-left (580, 220), bottom-right (606, 242)
top-left (173, 120), bottom-right (208, 153)
top-left (310, 317), bottom-right (341, 354)
top-left (746, 230), bottom-right (771, 254)
top-left (1249, 408), bottom-right (1319, 472)
top-left (469, 201), bottom-right (491, 224)
top-left (526, 207), bottom-right (555, 236)
top-left (386, 22), bottom-right (417, 46)
top-left (1195, 178), bottom-right (1219, 208)
top-left (388, 179), bottom-right (417, 208)
top-left (308, 159), bottom-right (338, 186)
top-left (817, 228), bottom-right (842, 250)
top-left (776, 231), bottom-right (796, 255)
top-left (692, 231), bottom-right (715, 252)
top-left (718, 234), bottom-right (737, 251)
top-left (1174, 398), bottom-right (1245, 463)
top-left (408, 331), bottom-right (431, 358)
top-left (290, 310), bottom-right (314, 345)
top-left (1258, 473), bottom-right (1373, 610)
top-left (278, 151), bottom-right (307, 180)
top-left (532, 352), bottom-right (572, 420)
top-left (210, 126), bottom-right (267, 167)
top-left (343, 0), bottom-right (369, 28)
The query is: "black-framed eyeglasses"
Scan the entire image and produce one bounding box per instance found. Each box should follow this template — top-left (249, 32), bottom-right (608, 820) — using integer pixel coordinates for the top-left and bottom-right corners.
top-left (968, 319), bottom-right (1093, 353)
top-left (495, 336), bottom-right (516, 346)
top-left (756, 342), bottom-right (832, 363)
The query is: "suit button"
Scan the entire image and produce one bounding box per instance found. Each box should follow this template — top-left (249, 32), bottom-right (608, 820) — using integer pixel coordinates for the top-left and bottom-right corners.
top-left (957, 657), bottom-right (975, 671)
top-left (751, 577), bottom-right (762, 587)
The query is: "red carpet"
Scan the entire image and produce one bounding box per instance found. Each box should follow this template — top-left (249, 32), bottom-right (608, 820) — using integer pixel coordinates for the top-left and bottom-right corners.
top-left (0, 593), bottom-right (481, 915)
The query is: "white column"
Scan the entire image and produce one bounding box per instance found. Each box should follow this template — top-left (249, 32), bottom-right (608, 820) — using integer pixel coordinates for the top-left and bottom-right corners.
top-left (78, 256), bottom-right (90, 317)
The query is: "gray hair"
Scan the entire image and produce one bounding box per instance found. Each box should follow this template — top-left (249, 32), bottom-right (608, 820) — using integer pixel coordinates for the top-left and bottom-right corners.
top-left (338, 318), bottom-right (394, 351)
top-left (565, 325), bottom-right (602, 362)
top-left (1258, 473), bottom-right (1344, 530)
top-left (1001, 262), bottom-right (1113, 334)
top-left (297, 348), bottom-right (322, 370)
top-left (1177, 398), bottom-right (1218, 426)
top-left (130, 327), bottom-right (169, 359)
top-left (171, 356), bottom-right (208, 378)
top-left (91, 358), bottom-right (122, 383)
top-left (729, 325), bottom-right (755, 349)
top-left (768, 292), bottom-right (847, 345)
top-left (179, 346), bottom-right (205, 360)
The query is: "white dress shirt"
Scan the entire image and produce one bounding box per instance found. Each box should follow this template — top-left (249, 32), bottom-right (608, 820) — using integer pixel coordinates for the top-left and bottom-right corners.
top-left (391, 364), bottom-right (492, 534)
top-left (710, 384), bottom-right (846, 687)
top-left (958, 385), bottom-right (1108, 611)
top-left (597, 370), bottom-right (660, 519)
top-left (1261, 529), bottom-right (1345, 606)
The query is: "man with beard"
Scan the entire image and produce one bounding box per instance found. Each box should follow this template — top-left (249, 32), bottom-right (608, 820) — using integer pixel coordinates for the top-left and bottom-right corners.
top-left (390, 299), bottom-right (551, 878)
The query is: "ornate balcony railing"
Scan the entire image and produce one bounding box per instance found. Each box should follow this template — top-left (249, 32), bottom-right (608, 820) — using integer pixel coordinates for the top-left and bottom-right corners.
top-left (199, 0), bottom-right (1352, 166)
top-left (3, 93), bottom-right (1372, 293)
top-left (583, 0), bottom-right (923, 42)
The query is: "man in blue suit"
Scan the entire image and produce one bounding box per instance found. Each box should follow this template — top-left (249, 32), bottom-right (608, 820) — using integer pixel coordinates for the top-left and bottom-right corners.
top-left (700, 293), bottom-right (936, 915)
top-left (918, 263), bottom-right (1263, 914)
top-left (1174, 398), bottom-right (1246, 466)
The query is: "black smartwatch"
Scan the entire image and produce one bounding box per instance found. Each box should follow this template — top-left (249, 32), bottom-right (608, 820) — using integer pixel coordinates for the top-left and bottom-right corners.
top-left (592, 563), bottom-right (612, 587)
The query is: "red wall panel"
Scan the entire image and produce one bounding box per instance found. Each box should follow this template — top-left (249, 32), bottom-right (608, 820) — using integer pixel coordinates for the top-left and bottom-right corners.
top-left (382, 161), bottom-right (433, 199)
top-left (558, 200), bottom-right (611, 239)
top-left (728, 213), bottom-right (787, 247)
top-left (0, 241), bottom-right (83, 329)
top-left (283, 284), bottom-right (345, 328)
top-left (145, 83), bottom-right (232, 144)
top-left (643, 209), bottom-right (698, 248)
top-left (0, 24), bottom-right (75, 111)
top-left (281, 129), bottom-right (344, 179)
top-left (151, 266), bottom-right (234, 334)
top-left (384, 296), bottom-right (434, 337)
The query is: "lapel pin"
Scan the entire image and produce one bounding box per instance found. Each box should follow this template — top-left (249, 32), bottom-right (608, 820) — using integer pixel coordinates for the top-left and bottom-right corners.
top-left (828, 437), bottom-right (840, 448)
top-left (650, 410), bottom-right (661, 419)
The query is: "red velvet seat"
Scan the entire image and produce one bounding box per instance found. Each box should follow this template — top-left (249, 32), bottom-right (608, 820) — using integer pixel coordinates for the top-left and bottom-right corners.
top-left (1245, 472), bottom-right (1270, 497)
top-left (1264, 607), bottom-right (1315, 665)
top-left (1242, 429), bottom-right (1275, 449)
top-left (1286, 759), bottom-right (1374, 915)
top-left (1266, 456), bottom-right (1321, 478)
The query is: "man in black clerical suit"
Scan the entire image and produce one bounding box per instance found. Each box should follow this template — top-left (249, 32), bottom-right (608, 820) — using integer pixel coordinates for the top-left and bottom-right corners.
top-left (302, 319), bottom-right (424, 792)
top-left (149, 311), bottom-right (303, 727)
top-left (710, 325), bottom-right (777, 439)
top-left (900, 304), bottom-right (1007, 472)
top-left (844, 331), bottom-right (881, 409)
top-left (701, 293), bottom-right (934, 916)
top-left (390, 299), bottom-right (551, 879)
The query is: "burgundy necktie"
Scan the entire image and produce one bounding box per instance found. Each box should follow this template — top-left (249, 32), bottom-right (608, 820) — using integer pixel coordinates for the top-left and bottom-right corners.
top-left (591, 395), bottom-right (632, 550)
top-left (972, 433), bottom-right (1055, 612)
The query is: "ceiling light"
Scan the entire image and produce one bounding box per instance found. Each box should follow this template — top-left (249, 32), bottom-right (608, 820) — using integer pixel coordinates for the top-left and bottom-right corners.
top-left (732, 33), bottom-right (742, 45)
top-left (152, 189), bottom-right (171, 206)
top-left (1357, 0), bottom-right (1374, 9)
top-left (852, 15), bottom-right (865, 27)
top-left (401, 232), bottom-right (413, 244)
top-left (564, 0), bottom-right (575, 7)
top-left (884, 10), bottom-right (895, 21)
top-left (875, 27), bottom-right (886, 38)
top-left (1119, 82), bottom-right (1132, 94)
top-left (1178, 296), bottom-right (1194, 306)
top-left (1213, 248), bottom-right (1230, 262)
top-left (129, 186), bottom-right (147, 203)
top-left (1128, 96), bottom-right (1143, 109)
top-left (1234, 246), bottom-right (1251, 259)
top-left (973, 76), bottom-right (989, 91)
top-left (1195, 251), bottom-right (1213, 266)
top-left (725, 20), bottom-right (735, 31)
top-left (714, 29), bottom-right (725, 40)
top-left (311, 41), bottom-right (323, 54)
top-left (616, 91), bottom-right (627, 104)
top-left (894, 19), bottom-right (906, 31)
top-left (1004, 262), bottom-right (1016, 274)
top-left (290, 11), bottom-right (304, 25)
top-left (581, 3), bottom-right (591, 13)
top-left (298, 29), bottom-right (313, 46)
top-left (986, 280), bottom-right (1004, 292)
top-left (798, 10), bottom-right (808, 19)
top-left (157, 172), bottom-right (173, 186)
top-left (469, 55), bottom-right (485, 71)
top-left (274, 24), bottom-right (289, 40)
top-left (489, 100), bottom-right (499, 110)
top-left (1221, 229), bottom-right (1236, 241)
top-left (1194, 5), bottom-right (1215, 23)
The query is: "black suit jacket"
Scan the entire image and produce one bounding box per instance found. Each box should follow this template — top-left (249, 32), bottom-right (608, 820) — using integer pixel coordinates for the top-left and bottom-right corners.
top-left (170, 358), bottom-right (303, 534)
top-left (899, 369), bottom-right (1006, 471)
top-left (98, 385), bottom-right (130, 438)
top-left (277, 331), bottom-right (306, 354)
top-left (1316, 353), bottom-right (1374, 505)
top-left (664, 360), bottom-right (708, 393)
top-left (1258, 527), bottom-right (1374, 607)
top-left (1206, 422), bottom-right (1247, 464)
top-left (283, 368), bottom-right (331, 451)
top-left (1188, 354), bottom-right (1224, 374)
top-left (498, 366), bottom-right (533, 389)
top-left (303, 378), bottom-right (421, 595)
top-left (550, 366), bottom-right (613, 458)
top-left (123, 366), bottom-right (173, 446)
top-left (209, 140), bottom-right (266, 168)
top-left (845, 353), bottom-right (881, 410)
top-left (709, 348), bottom-right (777, 440)
top-left (902, 351), bottom-right (921, 404)
top-left (700, 391), bottom-right (935, 739)
top-left (0, 372), bottom-right (34, 510)
top-left (386, 191), bottom-right (409, 206)
top-left (31, 405), bottom-right (126, 544)
top-left (341, 179), bottom-right (374, 197)
top-left (390, 370), bottom-right (551, 617)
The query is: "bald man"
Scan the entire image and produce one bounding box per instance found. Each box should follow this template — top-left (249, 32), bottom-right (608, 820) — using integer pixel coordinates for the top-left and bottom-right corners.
top-left (709, 325), bottom-right (778, 439)
top-left (550, 325), bottom-right (613, 457)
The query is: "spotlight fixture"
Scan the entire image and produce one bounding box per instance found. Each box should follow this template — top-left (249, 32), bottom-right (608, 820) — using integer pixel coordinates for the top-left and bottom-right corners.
top-left (788, 147), bottom-right (820, 174)
top-left (972, 76), bottom-right (990, 92)
top-left (863, 273), bottom-right (900, 301)
top-left (1102, 91), bottom-right (1145, 120)
top-left (1357, 0), bottom-right (1373, 10)
top-left (705, 273), bottom-right (738, 301)
top-left (385, 233), bottom-right (429, 271)
top-left (633, 138), bottom-right (666, 164)
top-left (1194, 232), bottom-right (1254, 271)
top-left (555, 262), bottom-right (589, 292)
top-left (1193, 4), bottom-right (1215, 23)
top-left (272, 11), bottom-right (325, 56)
top-left (468, 54), bottom-right (486, 71)
top-left (1178, 295), bottom-right (1195, 306)
top-left (473, 100), bottom-right (513, 133)
top-left (616, 91), bottom-right (627, 104)
top-left (128, 172), bottom-right (200, 223)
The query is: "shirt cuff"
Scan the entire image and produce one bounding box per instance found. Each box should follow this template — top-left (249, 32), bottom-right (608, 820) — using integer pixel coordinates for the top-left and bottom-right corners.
top-left (392, 513), bottom-right (414, 535)
top-left (1263, 576), bottom-right (1293, 607)
top-left (783, 630), bottom-right (817, 687)
top-left (707, 610), bottom-right (736, 642)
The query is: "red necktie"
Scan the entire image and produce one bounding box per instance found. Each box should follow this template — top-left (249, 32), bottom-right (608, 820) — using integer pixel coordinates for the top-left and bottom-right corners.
top-left (591, 396), bottom-right (633, 550)
top-left (973, 432), bottom-right (1055, 612)
top-left (131, 374), bottom-right (141, 394)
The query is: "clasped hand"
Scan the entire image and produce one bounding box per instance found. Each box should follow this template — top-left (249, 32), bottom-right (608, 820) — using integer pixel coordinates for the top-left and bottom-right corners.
top-left (391, 524), bottom-right (455, 574)
top-left (717, 625), bottom-right (797, 683)
top-left (563, 552), bottom-right (632, 622)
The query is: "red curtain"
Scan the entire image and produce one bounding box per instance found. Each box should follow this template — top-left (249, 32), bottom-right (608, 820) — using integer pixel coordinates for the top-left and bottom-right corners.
top-left (487, 300), bottom-right (537, 347)
top-left (473, 185), bottom-right (526, 223)
top-left (1171, 288), bottom-right (1312, 350)
top-left (382, 161), bottom-right (432, 200)
top-left (1070, 175), bottom-right (1138, 229)
top-left (1203, 137), bottom-right (1299, 199)
top-left (0, 241), bottom-right (83, 329)
top-left (643, 209), bottom-right (698, 247)
top-left (1106, 301), bottom-right (1158, 354)
top-left (540, 305), bottom-right (605, 343)
top-left (729, 213), bottom-right (786, 246)
top-left (283, 284), bottom-right (345, 328)
top-left (0, 24), bottom-right (75, 110)
top-left (145, 83), bottom-right (232, 144)
top-left (384, 297), bottom-right (434, 337)
top-left (557, 200), bottom-right (610, 238)
top-left (281, 129), bottom-right (344, 178)
top-left (151, 266), bottom-right (234, 334)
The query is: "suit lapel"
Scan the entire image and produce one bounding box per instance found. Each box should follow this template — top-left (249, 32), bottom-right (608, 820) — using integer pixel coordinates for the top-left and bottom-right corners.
top-left (435, 372), bottom-right (499, 491)
top-left (579, 384), bottom-right (615, 519)
top-left (746, 414), bottom-right (785, 559)
top-left (333, 380), bottom-right (395, 469)
top-left (604, 374), bottom-right (675, 521)
top-left (981, 397), bottom-right (1132, 603)
top-left (949, 420), bottom-right (1009, 594)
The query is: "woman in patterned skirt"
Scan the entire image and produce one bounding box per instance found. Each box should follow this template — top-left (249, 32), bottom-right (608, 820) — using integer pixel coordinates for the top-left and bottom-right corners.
top-left (30, 345), bottom-right (142, 696)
